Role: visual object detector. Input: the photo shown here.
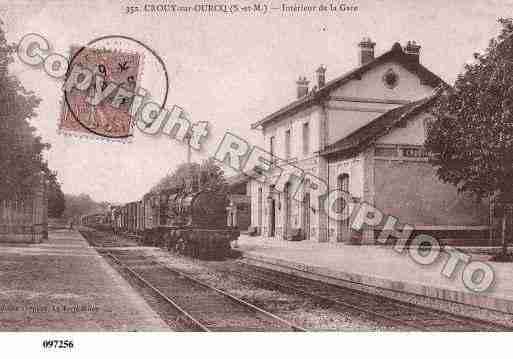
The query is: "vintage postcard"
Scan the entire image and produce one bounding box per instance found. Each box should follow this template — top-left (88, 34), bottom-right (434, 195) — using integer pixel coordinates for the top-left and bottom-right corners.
top-left (1, 0), bottom-right (513, 357)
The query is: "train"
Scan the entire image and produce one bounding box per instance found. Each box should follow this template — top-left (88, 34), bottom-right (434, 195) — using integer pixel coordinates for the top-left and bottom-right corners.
top-left (81, 176), bottom-right (240, 260)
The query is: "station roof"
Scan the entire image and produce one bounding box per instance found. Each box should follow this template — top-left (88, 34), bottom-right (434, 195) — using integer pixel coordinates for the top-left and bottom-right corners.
top-left (251, 42), bottom-right (447, 130)
top-left (320, 94), bottom-right (439, 158)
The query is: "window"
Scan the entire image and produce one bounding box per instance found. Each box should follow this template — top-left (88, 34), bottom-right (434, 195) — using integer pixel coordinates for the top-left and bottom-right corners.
top-left (302, 122), bottom-right (310, 155)
top-left (382, 68), bottom-right (399, 89)
top-left (257, 187), bottom-right (263, 229)
top-left (423, 116), bottom-right (436, 138)
top-left (285, 129), bottom-right (291, 159)
top-left (270, 136), bottom-right (275, 162)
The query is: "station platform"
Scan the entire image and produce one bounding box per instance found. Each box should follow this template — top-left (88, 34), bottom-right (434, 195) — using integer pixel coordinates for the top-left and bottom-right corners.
top-left (236, 235), bottom-right (513, 315)
top-left (0, 230), bottom-right (168, 331)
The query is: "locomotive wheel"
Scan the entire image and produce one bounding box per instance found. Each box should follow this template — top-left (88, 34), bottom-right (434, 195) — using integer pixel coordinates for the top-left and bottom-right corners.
top-left (175, 237), bottom-right (186, 255)
top-left (163, 232), bottom-right (172, 250)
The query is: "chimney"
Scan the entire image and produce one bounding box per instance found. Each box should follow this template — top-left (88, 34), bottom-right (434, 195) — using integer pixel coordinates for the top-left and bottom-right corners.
top-left (296, 76), bottom-right (309, 98)
top-left (404, 40), bottom-right (421, 62)
top-left (358, 37), bottom-right (376, 65)
top-left (315, 65), bottom-right (327, 88)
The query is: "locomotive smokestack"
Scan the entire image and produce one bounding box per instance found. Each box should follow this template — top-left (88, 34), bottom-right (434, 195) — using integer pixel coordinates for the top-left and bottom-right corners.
top-left (199, 170), bottom-right (209, 191)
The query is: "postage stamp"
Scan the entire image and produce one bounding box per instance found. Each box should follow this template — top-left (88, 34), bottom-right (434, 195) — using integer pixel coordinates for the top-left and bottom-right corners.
top-left (59, 46), bottom-right (141, 139)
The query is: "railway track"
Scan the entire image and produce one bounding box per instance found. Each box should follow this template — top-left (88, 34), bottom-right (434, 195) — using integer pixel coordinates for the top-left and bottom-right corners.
top-left (104, 250), bottom-right (305, 332)
top-left (79, 228), bottom-right (140, 248)
top-left (82, 228), bottom-right (512, 331)
top-left (214, 261), bottom-right (513, 331)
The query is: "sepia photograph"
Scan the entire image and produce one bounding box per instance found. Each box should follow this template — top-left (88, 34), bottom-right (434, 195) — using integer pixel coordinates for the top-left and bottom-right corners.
top-left (1, 0), bottom-right (513, 356)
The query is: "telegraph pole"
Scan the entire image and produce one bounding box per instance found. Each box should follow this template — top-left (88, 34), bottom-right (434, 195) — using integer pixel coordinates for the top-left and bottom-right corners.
top-left (185, 131), bottom-right (192, 164)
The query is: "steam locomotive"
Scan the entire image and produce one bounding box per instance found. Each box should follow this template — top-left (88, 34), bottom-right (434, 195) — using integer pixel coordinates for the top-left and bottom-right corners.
top-left (98, 176), bottom-right (239, 259)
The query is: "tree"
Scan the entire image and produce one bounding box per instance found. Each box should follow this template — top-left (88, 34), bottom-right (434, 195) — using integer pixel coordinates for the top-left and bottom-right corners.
top-left (198, 158), bottom-right (228, 192)
top-left (425, 18), bottom-right (513, 258)
top-left (0, 21), bottom-right (48, 199)
top-left (62, 193), bottom-right (109, 220)
top-left (47, 177), bottom-right (65, 218)
top-left (150, 158), bottom-right (227, 194)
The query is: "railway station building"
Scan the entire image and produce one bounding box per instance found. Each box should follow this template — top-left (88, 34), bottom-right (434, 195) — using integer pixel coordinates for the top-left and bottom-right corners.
top-left (248, 38), bottom-right (490, 244)
top-left (226, 174), bottom-right (251, 231)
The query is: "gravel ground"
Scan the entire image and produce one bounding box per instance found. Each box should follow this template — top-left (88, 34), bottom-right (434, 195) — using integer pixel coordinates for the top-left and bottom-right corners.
top-left (239, 257), bottom-right (513, 329)
top-left (85, 228), bottom-right (513, 331)
top-left (145, 248), bottom-right (400, 331)
top-left (79, 227), bottom-right (140, 247)
top-left (329, 276), bottom-right (513, 328)
top-left (103, 256), bottom-right (201, 331)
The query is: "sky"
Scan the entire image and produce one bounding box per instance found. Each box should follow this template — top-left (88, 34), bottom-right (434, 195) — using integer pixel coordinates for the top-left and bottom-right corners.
top-left (1, 0), bottom-right (512, 203)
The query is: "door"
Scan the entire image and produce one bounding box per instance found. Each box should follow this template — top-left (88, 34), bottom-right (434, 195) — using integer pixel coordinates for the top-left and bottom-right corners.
top-left (269, 199), bottom-right (276, 237)
top-left (257, 187), bottom-right (263, 235)
top-left (302, 192), bottom-right (311, 240)
top-left (337, 174), bottom-right (350, 242)
top-left (284, 183), bottom-right (291, 239)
